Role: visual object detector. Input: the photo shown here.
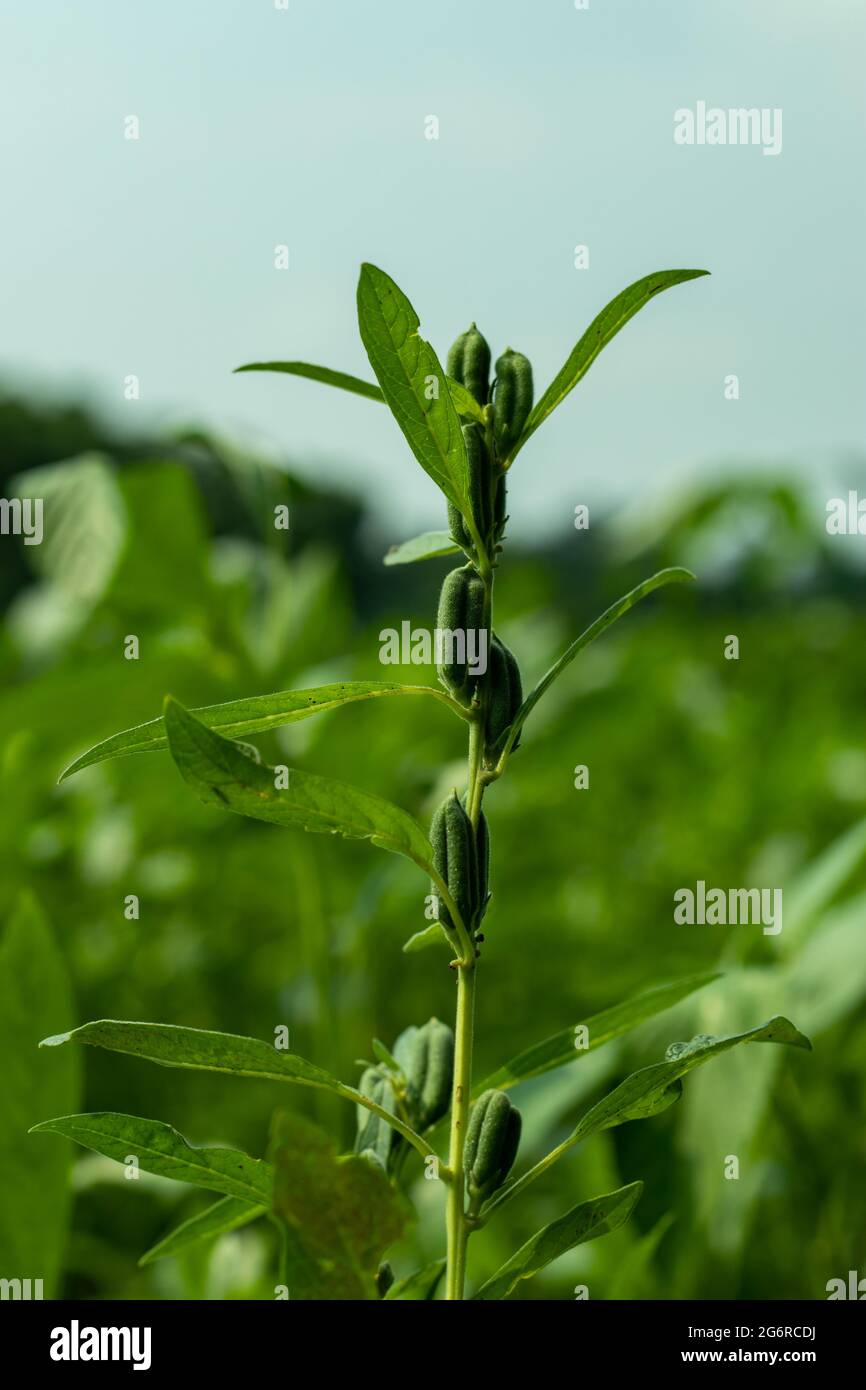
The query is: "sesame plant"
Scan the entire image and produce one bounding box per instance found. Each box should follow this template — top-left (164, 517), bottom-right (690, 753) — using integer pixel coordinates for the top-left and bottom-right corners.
top-left (33, 264), bottom-right (811, 1301)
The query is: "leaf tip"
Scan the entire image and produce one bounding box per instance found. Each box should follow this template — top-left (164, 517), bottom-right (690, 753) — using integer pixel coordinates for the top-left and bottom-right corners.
top-left (39, 1030), bottom-right (72, 1049)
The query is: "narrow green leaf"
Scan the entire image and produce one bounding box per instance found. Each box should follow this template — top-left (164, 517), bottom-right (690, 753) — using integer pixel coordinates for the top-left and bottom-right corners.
top-left (356, 263), bottom-right (470, 514)
top-left (572, 1017), bottom-right (811, 1143)
top-left (446, 376), bottom-right (485, 423)
top-left (473, 1182), bottom-right (643, 1300)
top-left (498, 568), bottom-right (695, 761)
top-left (511, 269), bottom-right (710, 461)
top-left (384, 530), bottom-right (461, 567)
top-left (371, 1039), bottom-right (402, 1073)
top-left (29, 1113), bottom-right (272, 1203)
top-left (271, 1111), bottom-right (408, 1300)
top-left (232, 360), bottom-right (384, 402)
top-left (40, 1019), bottom-right (431, 1157)
top-left (384, 1258), bottom-right (446, 1300)
top-left (163, 698), bottom-right (434, 873)
top-left (475, 971), bottom-right (720, 1094)
top-left (59, 681), bottom-right (462, 781)
top-left (139, 1196), bottom-right (265, 1266)
top-left (484, 1017), bottom-right (811, 1219)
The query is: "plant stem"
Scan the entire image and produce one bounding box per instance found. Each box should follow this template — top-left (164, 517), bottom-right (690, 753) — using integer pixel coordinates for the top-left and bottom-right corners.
top-left (445, 955), bottom-right (475, 1299)
top-left (444, 571), bottom-right (492, 1299)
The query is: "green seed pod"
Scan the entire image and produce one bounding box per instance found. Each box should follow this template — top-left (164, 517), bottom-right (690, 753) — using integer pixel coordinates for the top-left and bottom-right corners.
top-left (395, 1017), bottom-right (454, 1129)
top-left (436, 565), bottom-right (487, 705)
top-left (483, 634), bottom-right (523, 766)
top-left (459, 792), bottom-right (490, 928)
top-left (464, 1089), bottom-right (522, 1199)
top-left (430, 790), bottom-right (479, 930)
top-left (447, 323), bottom-right (492, 406)
top-left (493, 348), bottom-right (534, 459)
top-left (355, 1067), bottom-right (402, 1170)
top-left (448, 423), bottom-right (493, 549)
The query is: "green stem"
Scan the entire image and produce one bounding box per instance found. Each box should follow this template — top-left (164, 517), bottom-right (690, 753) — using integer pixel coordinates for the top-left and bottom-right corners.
top-left (445, 957), bottom-right (475, 1299)
top-left (444, 573), bottom-right (492, 1300)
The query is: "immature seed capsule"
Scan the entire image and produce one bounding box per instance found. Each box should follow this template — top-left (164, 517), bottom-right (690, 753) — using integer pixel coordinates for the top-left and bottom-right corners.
top-left (464, 1089), bottom-right (522, 1199)
top-left (460, 792), bottom-right (490, 928)
top-left (355, 1067), bottom-right (402, 1170)
top-left (483, 634), bottom-right (523, 766)
top-left (436, 565), bottom-right (488, 705)
top-left (447, 323), bottom-right (492, 406)
top-left (448, 423), bottom-right (494, 550)
top-left (395, 1017), bottom-right (455, 1129)
top-left (430, 790), bottom-right (479, 930)
top-left (493, 348), bottom-right (534, 460)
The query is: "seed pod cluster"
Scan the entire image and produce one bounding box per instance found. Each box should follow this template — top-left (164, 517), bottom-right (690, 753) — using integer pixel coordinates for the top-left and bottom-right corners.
top-left (447, 323), bottom-right (491, 406)
top-left (464, 1089), bottom-right (522, 1200)
top-left (430, 790), bottom-right (488, 932)
top-left (483, 634), bottom-right (523, 767)
top-left (492, 348), bottom-right (534, 460)
top-left (436, 565), bottom-right (488, 704)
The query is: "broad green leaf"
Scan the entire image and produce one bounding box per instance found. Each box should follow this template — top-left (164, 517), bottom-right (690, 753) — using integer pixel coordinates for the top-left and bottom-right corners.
top-left (59, 680), bottom-right (462, 781)
top-left (384, 530), bottom-right (461, 567)
top-left (29, 1113), bottom-right (272, 1203)
top-left (40, 1019), bottom-right (429, 1155)
top-left (571, 1017), bottom-right (810, 1144)
top-left (497, 568), bottom-right (695, 762)
top-left (232, 360), bottom-right (384, 402)
top-left (271, 1111), bottom-right (408, 1300)
top-left (446, 376), bottom-right (485, 422)
top-left (510, 268), bottom-right (710, 462)
top-left (402, 922), bottom-right (451, 954)
top-left (385, 1258), bottom-right (446, 1300)
top-left (356, 263), bottom-right (471, 516)
top-left (473, 1182), bottom-right (643, 1300)
top-left (139, 1196), bottom-right (265, 1266)
top-left (163, 698), bottom-right (434, 873)
top-left (0, 896), bottom-right (81, 1298)
top-left (475, 971), bottom-right (720, 1094)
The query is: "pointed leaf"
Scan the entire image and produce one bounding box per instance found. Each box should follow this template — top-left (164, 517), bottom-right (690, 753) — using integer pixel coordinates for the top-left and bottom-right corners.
top-left (356, 263), bottom-right (470, 515)
top-left (40, 1019), bottom-right (430, 1156)
top-left (384, 531), bottom-right (461, 567)
top-left (473, 1182), bottom-right (643, 1300)
top-left (571, 1016), bottom-right (811, 1145)
top-left (511, 269), bottom-right (710, 461)
top-left (60, 681), bottom-right (462, 781)
top-left (139, 1196), bottom-right (265, 1266)
top-left (163, 698), bottom-right (434, 872)
top-left (29, 1113), bottom-right (272, 1203)
top-left (233, 360), bottom-right (384, 402)
top-left (475, 971), bottom-right (720, 1094)
top-left (497, 568), bottom-right (694, 762)
top-left (402, 922), bottom-right (451, 954)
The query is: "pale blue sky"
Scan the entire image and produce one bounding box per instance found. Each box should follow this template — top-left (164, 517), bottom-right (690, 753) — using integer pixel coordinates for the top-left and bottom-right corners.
top-left (2, 0), bottom-right (864, 538)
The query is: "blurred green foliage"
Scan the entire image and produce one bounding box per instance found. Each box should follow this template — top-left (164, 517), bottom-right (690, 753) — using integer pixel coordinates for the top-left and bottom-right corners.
top-left (1, 391), bottom-right (865, 1300)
